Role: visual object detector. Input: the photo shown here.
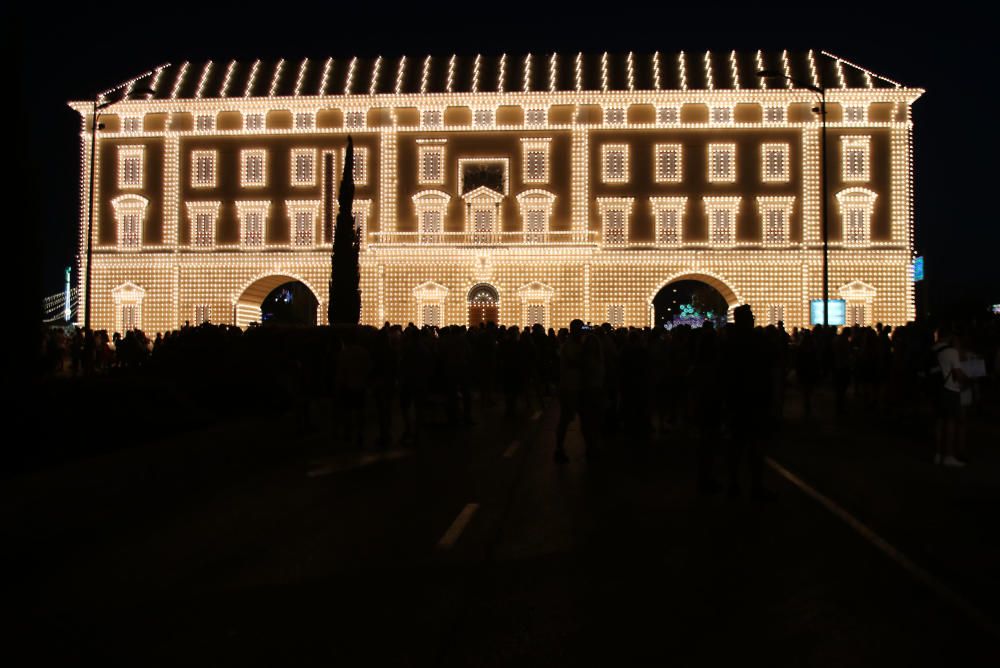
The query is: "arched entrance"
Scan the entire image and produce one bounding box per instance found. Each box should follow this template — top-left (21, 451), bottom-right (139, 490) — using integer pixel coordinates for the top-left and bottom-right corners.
top-left (649, 273), bottom-right (741, 329)
top-left (468, 283), bottom-right (499, 327)
top-left (234, 274), bottom-right (321, 328)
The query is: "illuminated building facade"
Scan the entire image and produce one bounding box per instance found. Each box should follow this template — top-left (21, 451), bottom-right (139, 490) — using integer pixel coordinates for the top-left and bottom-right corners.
top-left (71, 50), bottom-right (922, 332)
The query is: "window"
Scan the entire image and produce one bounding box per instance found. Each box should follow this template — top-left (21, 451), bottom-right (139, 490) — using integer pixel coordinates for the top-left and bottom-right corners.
top-left (191, 151), bottom-right (217, 188)
top-left (291, 149), bottom-right (316, 187)
top-left (186, 201), bottom-right (221, 249)
top-left (526, 108), bottom-right (546, 126)
top-left (459, 158), bottom-right (509, 195)
top-left (111, 195), bottom-right (148, 250)
top-left (605, 107), bottom-right (626, 125)
top-left (526, 304), bottom-right (545, 327)
top-left (122, 116), bottom-right (143, 133)
top-left (761, 143), bottom-right (790, 182)
top-left (767, 304), bottom-right (785, 326)
top-left (844, 105), bottom-right (867, 124)
top-left (521, 138), bottom-right (551, 183)
top-left (601, 144), bottom-right (629, 183)
top-left (244, 113), bottom-right (264, 131)
top-left (118, 146), bottom-right (144, 189)
top-left (654, 144), bottom-right (682, 183)
top-left (121, 304), bottom-right (139, 331)
top-left (704, 197), bottom-right (740, 247)
top-left (472, 208), bottom-right (496, 244)
top-left (112, 282), bottom-right (144, 334)
top-left (420, 210), bottom-right (443, 243)
top-left (650, 196), bottom-right (686, 247)
top-left (417, 141), bottom-right (445, 185)
top-left (473, 109), bottom-right (494, 127)
top-left (597, 197), bottom-right (633, 247)
top-left (842, 136), bottom-right (870, 182)
top-left (413, 190), bottom-right (451, 244)
top-left (235, 200), bottom-right (270, 247)
top-left (421, 303), bottom-right (442, 328)
top-left (847, 303), bottom-right (867, 326)
top-left (294, 112), bottom-right (315, 130)
top-left (836, 187), bottom-right (877, 247)
top-left (421, 109), bottom-right (443, 128)
top-left (763, 105), bottom-right (786, 124)
top-left (607, 304), bottom-right (625, 327)
top-left (352, 199), bottom-right (371, 248)
top-left (710, 106), bottom-right (733, 125)
top-left (757, 196), bottom-right (794, 246)
top-left (194, 304), bottom-right (210, 324)
top-left (195, 114), bottom-right (215, 132)
top-left (287, 201), bottom-right (320, 247)
top-left (516, 190), bottom-right (556, 244)
top-left (345, 110), bottom-right (365, 128)
top-left (346, 146), bottom-right (369, 185)
top-left (657, 106), bottom-right (680, 124)
top-left (708, 144), bottom-right (736, 183)
top-left (241, 150), bottom-right (267, 187)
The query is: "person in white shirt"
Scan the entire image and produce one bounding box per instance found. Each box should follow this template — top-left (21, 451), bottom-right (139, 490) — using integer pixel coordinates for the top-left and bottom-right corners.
top-left (932, 326), bottom-right (968, 467)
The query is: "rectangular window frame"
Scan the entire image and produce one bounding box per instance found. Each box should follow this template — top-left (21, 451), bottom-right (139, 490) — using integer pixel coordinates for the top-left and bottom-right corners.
top-left (521, 138), bottom-right (551, 184)
top-left (417, 141), bottom-right (446, 185)
top-left (240, 149), bottom-right (267, 188)
top-left (601, 144), bottom-right (630, 184)
top-left (118, 146), bottom-right (144, 190)
top-left (841, 136), bottom-right (871, 182)
top-left (707, 143), bottom-right (737, 183)
top-left (761, 143), bottom-right (791, 183)
top-left (191, 150), bottom-right (217, 188)
top-left (290, 148), bottom-right (317, 187)
top-left (654, 143), bottom-right (683, 183)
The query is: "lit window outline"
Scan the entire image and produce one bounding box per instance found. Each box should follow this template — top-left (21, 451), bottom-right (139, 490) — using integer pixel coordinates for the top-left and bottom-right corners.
top-left (190, 150), bottom-right (217, 188)
top-left (240, 149), bottom-right (267, 188)
top-left (525, 107), bottom-right (547, 127)
top-left (111, 194), bottom-right (148, 251)
top-left (286, 199), bottom-right (321, 249)
top-left (195, 114), bottom-right (215, 132)
top-left (117, 145), bottom-right (145, 190)
top-left (344, 109), bottom-right (365, 129)
top-left (657, 106), bottom-right (680, 125)
top-left (835, 187), bottom-right (877, 247)
top-left (597, 196), bottom-right (634, 247)
top-left (473, 108), bottom-right (495, 128)
top-left (290, 148), bottom-right (317, 187)
top-left (516, 189), bottom-right (556, 243)
top-left (843, 104), bottom-right (868, 124)
top-left (417, 140), bottom-right (446, 185)
top-left (653, 143), bottom-right (683, 183)
top-left (649, 196), bottom-right (687, 247)
top-left (421, 109), bottom-right (443, 128)
top-left (412, 190), bottom-right (451, 244)
top-left (761, 143), bottom-right (791, 183)
top-left (185, 200), bottom-right (221, 249)
top-left (601, 144), bottom-right (629, 184)
top-left (841, 136), bottom-right (871, 182)
top-left (757, 196), bottom-right (795, 246)
top-left (294, 111), bottom-right (316, 130)
top-left (709, 105), bottom-right (734, 125)
top-left (521, 137), bottom-right (552, 184)
top-left (121, 115), bottom-right (143, 134)
top-left (344, 146), bottom-right (369, 185)
top-left (763, 105), bottom-right (786, 124)
top-left (703, 196), bottom-right (741, 247)
top-left (235, 199), bottom-right (271, 248)
top-left (244, 113), bottom-right (264, 131)
top-left (707, 143), bottom-right (737, 183)
top-left (604, 107), bottom-right (626, 126)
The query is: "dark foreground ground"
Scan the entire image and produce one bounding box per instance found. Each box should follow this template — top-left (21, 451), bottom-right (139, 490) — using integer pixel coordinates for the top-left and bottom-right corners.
top-left (5, 385), bottom-right (999, 666)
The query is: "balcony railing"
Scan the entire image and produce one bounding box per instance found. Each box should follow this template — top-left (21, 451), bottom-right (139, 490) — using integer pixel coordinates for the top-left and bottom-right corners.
top-left (370, 230), bottom-right (597, 245)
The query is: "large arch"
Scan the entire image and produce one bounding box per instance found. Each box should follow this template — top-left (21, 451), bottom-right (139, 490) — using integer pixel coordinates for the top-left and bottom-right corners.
top-left (232, 273), bottom-right (323, 328)
top-left (647, 271), bottom-right (743, 328)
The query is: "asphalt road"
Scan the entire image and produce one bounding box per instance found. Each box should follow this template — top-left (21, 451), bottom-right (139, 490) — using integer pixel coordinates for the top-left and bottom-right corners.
top-left (5, 390), bottom-right (999, 666)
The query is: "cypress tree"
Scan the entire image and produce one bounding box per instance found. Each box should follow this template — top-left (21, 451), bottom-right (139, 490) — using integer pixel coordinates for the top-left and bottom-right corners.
top-left (329, 136), bottom-right (361, 325)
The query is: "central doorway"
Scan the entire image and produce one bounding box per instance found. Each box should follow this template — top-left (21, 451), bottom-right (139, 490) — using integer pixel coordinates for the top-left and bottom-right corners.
top-left (652, 279), bottom-right (731, 330)
top-left (468, 283), bottom-right (499, 327)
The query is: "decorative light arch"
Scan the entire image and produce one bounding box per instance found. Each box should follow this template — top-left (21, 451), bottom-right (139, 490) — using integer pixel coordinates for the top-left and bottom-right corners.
top-left (231, 271), bottom-right (323, 328)
top-left (646, 270), bottom-right (743, 327)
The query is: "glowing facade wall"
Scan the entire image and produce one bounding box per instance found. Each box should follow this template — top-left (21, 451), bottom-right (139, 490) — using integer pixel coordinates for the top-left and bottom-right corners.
top-left (72, 51), bottom-right (922, 332)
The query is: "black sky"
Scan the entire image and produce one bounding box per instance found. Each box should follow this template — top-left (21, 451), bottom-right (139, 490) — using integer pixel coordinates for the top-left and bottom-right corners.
top-left (11, 2), bottom-right (998, 319)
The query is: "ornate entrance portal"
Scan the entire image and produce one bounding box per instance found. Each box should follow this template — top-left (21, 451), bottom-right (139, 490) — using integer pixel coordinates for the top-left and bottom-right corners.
top-left (468, 283), bottom-right (499, 327)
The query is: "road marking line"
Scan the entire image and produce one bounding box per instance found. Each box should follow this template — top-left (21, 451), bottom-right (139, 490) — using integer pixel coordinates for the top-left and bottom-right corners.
top-left (437, 503), bottom-right (479, 549)
top-left (766, 456), bottom-right (1000, 640)
top-left (503, 441), bottom-right (520, 458)
top-left (307, 449), bottom-right (410, 478)
top-left (531, 410), bottom-right (542, 421)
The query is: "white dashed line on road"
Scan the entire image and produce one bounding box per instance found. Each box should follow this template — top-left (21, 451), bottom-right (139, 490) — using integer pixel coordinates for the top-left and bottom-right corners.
top-left (437, 503), bottom-right (479, 549)
top-left (766, 456), bottom-right (1000, 640)
top-left (503, 441), bottom-right (520, 458)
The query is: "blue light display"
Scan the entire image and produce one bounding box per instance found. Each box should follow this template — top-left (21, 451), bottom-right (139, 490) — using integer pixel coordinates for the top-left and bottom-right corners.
top-left (810, 299), bottom-right (846, 326)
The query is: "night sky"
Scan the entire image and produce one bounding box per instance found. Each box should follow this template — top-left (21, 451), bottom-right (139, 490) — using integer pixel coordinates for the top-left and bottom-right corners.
top-left (10, 4), bottom-right (997, 320)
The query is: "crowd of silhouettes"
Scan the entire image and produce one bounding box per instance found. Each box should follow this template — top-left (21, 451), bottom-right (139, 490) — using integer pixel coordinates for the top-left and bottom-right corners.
top-left (35, 307), bottom-right (999, 486)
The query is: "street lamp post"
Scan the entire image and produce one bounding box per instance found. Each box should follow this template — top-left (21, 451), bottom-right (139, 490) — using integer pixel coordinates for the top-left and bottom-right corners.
top-left (757, 70), bottom-right (830, 327)
top-left (81, 72), bottom-right (162, 331)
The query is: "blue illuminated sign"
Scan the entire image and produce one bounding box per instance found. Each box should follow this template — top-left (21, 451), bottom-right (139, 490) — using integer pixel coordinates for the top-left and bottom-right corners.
top-left (912, 256), bottom-right (924, 282)
top-left (810, 299), bottom-right (846, 325)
